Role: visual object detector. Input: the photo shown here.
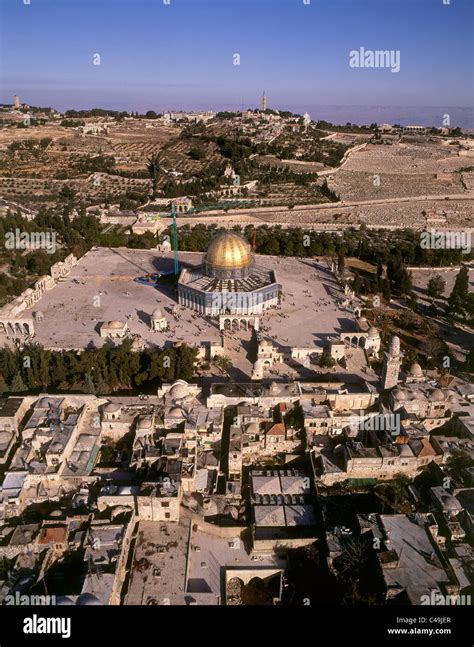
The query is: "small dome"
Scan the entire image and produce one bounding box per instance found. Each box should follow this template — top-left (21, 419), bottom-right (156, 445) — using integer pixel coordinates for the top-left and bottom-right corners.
top-left (0, 431), bottom-right (12, 445)
top-left (368, 326), bottom-right (379, 338)
top-left (393, 389), bottom-right (407, 401)
top-left (169, 406), bottom-right (184, 418)
top-left (77, 593), bottom-right (102, 606)
top-left (246, 422), bottom-right (259, 435)
top-left (431, 388), bottom-right (445, 402)
top-left (169, 380), bottom-right (189, 399)
top-left (56, 597), bottom-right (76, 606)
top-left (409, 363), bottom-right (423, 377)
top-left (137, 416), bottom-right (152, 430)
top-left (152, 308), bottom-right (163, 318)
top-left (107, 320), bottom-right (125, 329)
top-left (448, 394), bottom-right (457, 404)
top-left (104, 402), bottom-right (121, 414)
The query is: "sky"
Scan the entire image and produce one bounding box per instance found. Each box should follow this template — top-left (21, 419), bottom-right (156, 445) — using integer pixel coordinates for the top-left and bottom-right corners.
top-left (0, 0), bottom-right (473, 120)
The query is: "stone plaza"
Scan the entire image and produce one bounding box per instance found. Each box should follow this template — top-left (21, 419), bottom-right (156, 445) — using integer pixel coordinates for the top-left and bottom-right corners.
top-left (2, 246), bottom-right (354, 356)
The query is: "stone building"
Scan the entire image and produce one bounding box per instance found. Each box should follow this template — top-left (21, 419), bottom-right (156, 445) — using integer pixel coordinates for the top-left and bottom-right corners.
top-left (100, 320), bottom-right (128, 339)
top-left (0, 254), bottom-right (77, 339)
top-left (150, 307), bottom-right (168, 332)
top-left (382, 335), bottom-right (402, 390)
top-left (178, 231), bottom-right (280, 316)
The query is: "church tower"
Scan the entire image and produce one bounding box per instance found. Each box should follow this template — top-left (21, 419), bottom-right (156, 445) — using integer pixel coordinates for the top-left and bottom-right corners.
top-left (382, 335), bottom-right (402, 390)
top-left (262, 91), bottom-right (266, 112)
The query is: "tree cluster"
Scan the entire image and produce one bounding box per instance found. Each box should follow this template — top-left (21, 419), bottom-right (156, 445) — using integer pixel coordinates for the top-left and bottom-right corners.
top-left (446, 266), bottom-right (473, 323)
top-left (0, 341), bottom-right (198, 395)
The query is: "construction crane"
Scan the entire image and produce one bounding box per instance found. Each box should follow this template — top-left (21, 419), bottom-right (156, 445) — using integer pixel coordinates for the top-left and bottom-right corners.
top-left (186, 199), bottom-right (251, 215)
top-left (171, 203), bottom-right (180, 275)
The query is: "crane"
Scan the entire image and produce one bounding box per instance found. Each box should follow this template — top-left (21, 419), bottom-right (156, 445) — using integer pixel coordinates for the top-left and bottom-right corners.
top-left (171, 203), bottom-right (180, 275)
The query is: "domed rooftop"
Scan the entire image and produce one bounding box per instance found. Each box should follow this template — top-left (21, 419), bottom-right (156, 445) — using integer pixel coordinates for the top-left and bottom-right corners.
top-left (368, 326), bottom-right (379, 338)
top-left (431, 388), bottom-right (445, 402)
top-left (56, 597), bottom-right (76, 606)
top-left (169, 406), bottom-right (184, 418)
top-left (77, 593), bottom-right (102, 606)
top-left (137, 416), bottom-right (153, 430)
top-left (409, 362), bottom-right (423, 377)
top-left (169, 380), bottom-right (189, 400)
top-left (106, 320), bottom-right (125, 329)
top-left (104, 402), bottom-right (121, 414)
top-left (204, 232), bottom-right (253, 278)
top-left (152, 307), bottom-right (163, 318)
top-left (393, 388), bottom-right (407, 401)
top-left (246, 422), bottom-right (260, 435)
top-left (0, 431), bottom-right (12, 448)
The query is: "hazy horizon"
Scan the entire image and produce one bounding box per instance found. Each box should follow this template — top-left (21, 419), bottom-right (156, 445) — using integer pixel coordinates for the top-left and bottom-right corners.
top-left (2, 98), bottom-right (473, 130)
top-left (1, 0), bottom-right (473, 126)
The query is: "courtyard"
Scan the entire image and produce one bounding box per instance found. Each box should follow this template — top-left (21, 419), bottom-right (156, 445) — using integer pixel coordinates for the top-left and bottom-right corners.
top-left (13, 247), bottom-right (355, 353)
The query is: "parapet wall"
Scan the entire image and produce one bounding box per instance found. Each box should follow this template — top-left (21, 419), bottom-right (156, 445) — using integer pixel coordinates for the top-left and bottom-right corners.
top-left (0, 253), bottom-right (78, 338)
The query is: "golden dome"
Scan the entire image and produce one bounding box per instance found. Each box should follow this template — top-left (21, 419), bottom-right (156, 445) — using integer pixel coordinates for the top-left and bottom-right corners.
top-left (205, 232), bottom-right (253, 273)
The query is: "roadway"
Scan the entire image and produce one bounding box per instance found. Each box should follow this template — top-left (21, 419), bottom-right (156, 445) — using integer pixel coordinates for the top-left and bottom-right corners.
top-left (159, 190), bottom-right (474, 231)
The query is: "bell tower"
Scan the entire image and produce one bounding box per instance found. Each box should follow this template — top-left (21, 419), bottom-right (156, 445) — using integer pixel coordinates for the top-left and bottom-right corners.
top-left (382, 335), bottom-right (402, 390)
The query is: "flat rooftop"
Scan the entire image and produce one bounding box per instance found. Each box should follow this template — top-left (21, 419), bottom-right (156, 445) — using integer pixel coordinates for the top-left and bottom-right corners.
top-left (0, 397), bottom-right (24, 418)
top-left (186, 526), bottom-right (285, 604)
top-left (254, 504), bottom-right (316, 527)
top-left (210, 382), bottom-right (301, 399)
top-left (379, 514), bottom-right (450, 605)
top-left (125, 519), bottom-right (190, 606)
top-left (251, 473), bottom-right (310, 497)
